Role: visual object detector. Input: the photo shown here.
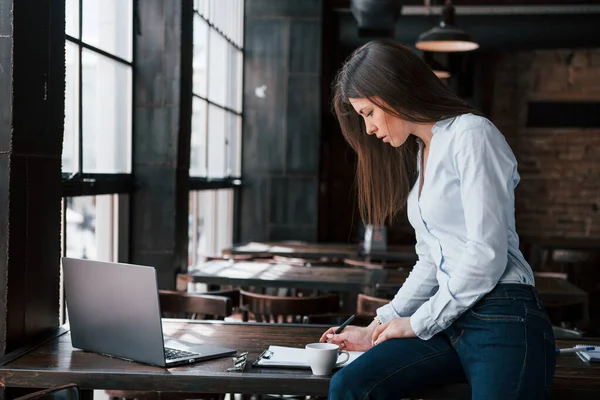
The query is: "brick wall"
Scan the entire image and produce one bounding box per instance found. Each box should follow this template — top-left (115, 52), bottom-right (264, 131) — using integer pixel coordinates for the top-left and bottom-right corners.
top-left (490, 49), bottom-right (600, 239)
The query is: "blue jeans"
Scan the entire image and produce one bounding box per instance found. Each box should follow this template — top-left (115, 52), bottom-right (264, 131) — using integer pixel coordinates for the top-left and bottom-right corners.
top-left (329, 284), bottom-right (556, 400)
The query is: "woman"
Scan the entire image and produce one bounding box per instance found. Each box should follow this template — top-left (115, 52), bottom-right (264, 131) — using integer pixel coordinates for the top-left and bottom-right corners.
top-left (320, 40), bottom-right (555, 399)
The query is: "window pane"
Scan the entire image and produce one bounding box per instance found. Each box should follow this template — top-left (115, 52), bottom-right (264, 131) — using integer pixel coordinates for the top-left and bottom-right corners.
top-left (236, 50), bottom-right (243, 112)
top-left (227, 113), bottom-right (242, 177)
top-left (208, 29), bottom-right (228, 106)
top-left (238, 0), bottom-right (245, 47)
top-left (82, 50), bottom-right (132, 173)
top-left (207, 105), bottom-right (226, 178)
top-left (82, 0), bottom-right (133, 61)
top-left (188, 189), bottom-right (234, 267)
top-left (65, 196), bottom-right (97, 259)
top-left (65, 195), bottom-right (117, 261)
top-left (193, 16), bottom-right (209, 98)
top-left (66, 0), bottom-right (79, 38)
top-left (63, 42), bottom-right (80, 173)
top-left (190, 98), bottom-right (207, 177)
top-left (226, 44), bottom-right (237, 111)
top-left (201, 0), bottom-right (210, 18)
top-left (209, 0), bottom-right (216, 24)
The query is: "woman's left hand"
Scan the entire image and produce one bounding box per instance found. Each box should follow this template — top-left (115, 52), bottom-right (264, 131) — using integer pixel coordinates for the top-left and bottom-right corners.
top-left (371, 317), bottom-right (417, 345)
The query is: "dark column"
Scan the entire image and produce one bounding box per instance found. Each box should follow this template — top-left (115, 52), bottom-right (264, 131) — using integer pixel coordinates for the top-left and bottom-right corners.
top-left (0, 0), bottom-right (64, 355)
top-left (130, 0), bottom-right (192, 289)
top-left (241, 0), bottom-right (323, 243)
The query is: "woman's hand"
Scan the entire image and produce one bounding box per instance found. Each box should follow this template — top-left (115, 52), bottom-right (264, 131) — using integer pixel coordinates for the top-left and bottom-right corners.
top-left (319, 324), bottom-right (377, 352)
top-left (371, 317), bottom-right (416, 345)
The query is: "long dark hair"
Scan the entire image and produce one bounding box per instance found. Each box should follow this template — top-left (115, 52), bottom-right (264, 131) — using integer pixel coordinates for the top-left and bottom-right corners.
top-left (333, 39), bottom-right (479, 225)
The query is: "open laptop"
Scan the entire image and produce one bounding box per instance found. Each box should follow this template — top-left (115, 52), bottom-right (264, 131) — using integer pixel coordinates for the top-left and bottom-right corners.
top-left (62, 257), bottom-right (236, 367)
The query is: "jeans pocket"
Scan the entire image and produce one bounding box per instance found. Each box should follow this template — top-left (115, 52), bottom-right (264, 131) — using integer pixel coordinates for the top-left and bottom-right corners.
top-left (526, 307), bottom-right (556, 395)
top-left (469, 299), bottom-right (525, 322)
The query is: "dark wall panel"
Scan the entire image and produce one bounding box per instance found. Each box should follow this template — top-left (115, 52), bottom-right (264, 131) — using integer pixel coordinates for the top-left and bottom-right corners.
top-left (0, 0), bottom-right (64, 355)
top-left (243, 19), bottom-right (287, 173)
top-left (130, 0), bottom-right (191, 289)
top-left (268, 226), bottom-right (318, 242)
top-left (239, 177), bottom-right (270, 242)
top-left (25, 156), bottom-right (62, 333)
top-left (286, 75), bottom-right (320, 174)
top-left (241, 0), bottom-right (323, 243)
top-left (289, 20), bottom-right (321, 74)
top-left (270, 177), bottom-right (318, 226)
top-left (246, 0), bottom-right (321, 18)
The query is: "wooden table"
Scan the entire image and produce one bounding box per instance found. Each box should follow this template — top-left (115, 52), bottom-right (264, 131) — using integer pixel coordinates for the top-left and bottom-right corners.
top-left (222, 242), bottom-right (418, 262)
top-left (1, 321), bottom-right (600, 398)
top-left (178, 261), bottom-right (406, 293)
top-left (222, 242), bottom-right (358, 258)
top-left (178, 262), bottom-right (409, 312)
top-left (523, 237), bottom-right (600, 270)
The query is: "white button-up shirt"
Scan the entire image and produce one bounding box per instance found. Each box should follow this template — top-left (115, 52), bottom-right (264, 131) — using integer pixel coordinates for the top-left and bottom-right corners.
top-left (376, 113), bottom-right (534, 340)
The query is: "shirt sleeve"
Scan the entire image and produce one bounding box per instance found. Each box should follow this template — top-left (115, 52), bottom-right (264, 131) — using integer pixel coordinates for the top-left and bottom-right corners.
top-left (409, 123), bottom-right (517, 340)
top-left (376, 230), bottom-right (439, 322)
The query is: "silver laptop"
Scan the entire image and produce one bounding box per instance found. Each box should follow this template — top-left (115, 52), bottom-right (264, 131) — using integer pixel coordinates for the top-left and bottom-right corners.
top-left (62, 257), bottom-right (236, 367)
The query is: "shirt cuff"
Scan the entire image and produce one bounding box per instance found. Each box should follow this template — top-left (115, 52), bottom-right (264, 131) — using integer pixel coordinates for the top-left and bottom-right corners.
top-left (409, 304), bottom-right (444, 340)
top-left (376, 303), bottom-right (400, 323)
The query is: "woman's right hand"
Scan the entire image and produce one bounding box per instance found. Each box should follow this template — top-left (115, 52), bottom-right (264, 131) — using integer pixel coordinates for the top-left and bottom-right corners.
top-left (319, 324), bottom-right (376, 351)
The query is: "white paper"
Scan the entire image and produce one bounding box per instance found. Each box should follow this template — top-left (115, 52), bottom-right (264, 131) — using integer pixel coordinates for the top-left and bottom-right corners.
top-left (576, 344), bottom-right (600, 362)
top-left (255, 345), bottom-right (363, 368)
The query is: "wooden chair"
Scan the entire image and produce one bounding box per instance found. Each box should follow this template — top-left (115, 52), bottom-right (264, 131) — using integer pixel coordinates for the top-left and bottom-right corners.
top-left (14, 384), bottom-right (79, 400)
top-left (107, 291), bottom-right (236, 400)
top-left (240, 290), bottom-right (340, 324)
top-left (301, 294), bottom-right (389, 326)
top-left (357, 293), bottom-right (389, 315)
top-left (159, 290), bottom-right (234, 320)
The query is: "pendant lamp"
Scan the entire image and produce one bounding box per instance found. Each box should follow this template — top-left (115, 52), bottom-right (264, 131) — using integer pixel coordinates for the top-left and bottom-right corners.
top-left (416, 0), bottom-right (479, 52)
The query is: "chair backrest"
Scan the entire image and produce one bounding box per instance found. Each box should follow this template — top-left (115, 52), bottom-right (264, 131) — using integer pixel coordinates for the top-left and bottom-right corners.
top-left (200, 288), bottom-right (241, 308)
top-left (159, 290), bottom-right (233, 320)
top-left (14, 384), bottom-right (79, 400)
top-left (357, 293), bottom-right (389, 316)
top-left (240, 290), bottom-right (340, 323)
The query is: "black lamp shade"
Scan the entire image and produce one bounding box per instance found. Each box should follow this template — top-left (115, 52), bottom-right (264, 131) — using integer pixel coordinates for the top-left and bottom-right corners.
top-left (415, 1), bottom-right (479, 52)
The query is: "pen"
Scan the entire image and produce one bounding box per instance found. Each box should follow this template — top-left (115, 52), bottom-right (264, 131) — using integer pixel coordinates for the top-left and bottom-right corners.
top-left (326, 315), bottom-right (356, 343)
top-left (555, 346), bottom-right (596, 354)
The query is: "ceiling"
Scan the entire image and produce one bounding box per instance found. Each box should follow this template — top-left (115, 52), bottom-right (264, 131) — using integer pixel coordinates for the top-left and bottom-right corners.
top-left (332, 0), bottom-right (600, 51)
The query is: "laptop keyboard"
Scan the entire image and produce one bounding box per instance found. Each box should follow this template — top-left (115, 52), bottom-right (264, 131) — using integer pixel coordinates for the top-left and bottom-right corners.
top-left (165, 347), bottom-right (199, 361)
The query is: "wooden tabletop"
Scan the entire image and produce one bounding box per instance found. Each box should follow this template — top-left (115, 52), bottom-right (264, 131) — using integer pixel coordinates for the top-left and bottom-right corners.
top-left (222, 242), bottom-right (417, 262)
top-left (179, 261), bottom-right (397, 292)
top-left (1, 321), bottom-right (599, 398)
top-left (222, 242), bottom-right (358, 258)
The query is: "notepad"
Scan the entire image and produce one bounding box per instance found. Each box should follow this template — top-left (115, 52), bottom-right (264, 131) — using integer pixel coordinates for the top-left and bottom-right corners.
top-left (253, 345), bottom-right (364, 369)
top-left (575, 345), bottom-right (600, 363)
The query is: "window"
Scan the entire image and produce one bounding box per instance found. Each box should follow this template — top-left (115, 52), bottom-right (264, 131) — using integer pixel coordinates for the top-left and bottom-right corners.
top-left (190, 0), bottom-right (243, 182)
top-left (61, 1), bottom-right (134, 323)
top-left (189, 1), bottom-right (244, 266)
top-left (188, 189), bottom-right (235, 266)
top-left (64, 0), bottom-right (134, 191)
top-left (63, 0), bottom-right (133, 258)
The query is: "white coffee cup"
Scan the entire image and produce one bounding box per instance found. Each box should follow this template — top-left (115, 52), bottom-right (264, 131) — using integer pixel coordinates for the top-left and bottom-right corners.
top-left (305, 343), bottom-right (350, 376)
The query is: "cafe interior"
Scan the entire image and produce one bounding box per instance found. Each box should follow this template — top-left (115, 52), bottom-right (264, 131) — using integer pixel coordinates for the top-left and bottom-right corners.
top-left (1, 0), bottom-right (600, 399)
